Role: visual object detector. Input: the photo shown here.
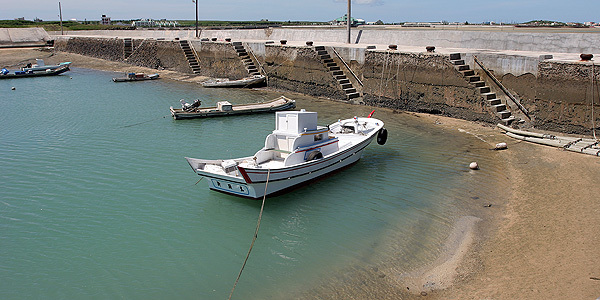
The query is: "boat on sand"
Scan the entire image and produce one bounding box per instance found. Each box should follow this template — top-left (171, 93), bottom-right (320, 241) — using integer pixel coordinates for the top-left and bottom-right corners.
top-left (170, 96), bottom-right (296, 120)
top-left (201, 75), bottom-right (265, 88)
top-left (185, 109), bottom-right (387, 198)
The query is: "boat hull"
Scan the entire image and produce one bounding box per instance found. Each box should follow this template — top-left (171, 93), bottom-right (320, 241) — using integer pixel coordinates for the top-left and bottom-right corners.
top-left (201, 75), bottom-right (265, 88)
top-left (0, 65), bottom-right (70, 79)
top-left (170, 96), bottom-right (295, 120)
top-left (112, 74), bottom-right (160, 82)
top-left (192, 133), bottom-right (377, 199)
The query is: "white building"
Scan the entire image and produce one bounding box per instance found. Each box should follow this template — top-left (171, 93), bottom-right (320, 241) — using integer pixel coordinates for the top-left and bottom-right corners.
top-left (101, 15), bottom-right (111, 25)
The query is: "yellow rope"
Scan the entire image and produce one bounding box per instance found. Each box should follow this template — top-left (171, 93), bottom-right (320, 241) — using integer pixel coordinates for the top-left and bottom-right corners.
top-left (228, 169), bottom-right (271, 300)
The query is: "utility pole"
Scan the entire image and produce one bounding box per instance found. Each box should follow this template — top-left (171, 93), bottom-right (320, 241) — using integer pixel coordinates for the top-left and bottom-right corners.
top-left (59, 2), bottom-right (63, 35)
top-left (347, 0), bottom-right (351, 43)
top-left (193, 0), bottom-right (198, 38)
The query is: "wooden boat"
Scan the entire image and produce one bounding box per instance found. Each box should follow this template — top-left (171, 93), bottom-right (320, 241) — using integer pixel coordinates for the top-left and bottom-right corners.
top-left (169, 96), bottom-right (296, 120)
top-left (185, 110), bottom-right (387, 199)
top-left (21, 59), bottom-right (72, 72)
top-left (112, 73), bottom-right (160, 82)
top-left (0, 64), bottom-right (70, 79)
top-left (201, 75), bottom-right (265, 88)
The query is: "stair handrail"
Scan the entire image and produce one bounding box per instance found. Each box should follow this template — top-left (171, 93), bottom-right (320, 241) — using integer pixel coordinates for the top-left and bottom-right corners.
top-left (244, 42), bottom-right (266, 76)
top-left (181, 40), bottom-right (201, 71)
top-left (124, 38), bottom-right (146, 60)
top-left (473, 55), bottom-right (530, 119)
top-left (331, 47), bottom-right (363, 87)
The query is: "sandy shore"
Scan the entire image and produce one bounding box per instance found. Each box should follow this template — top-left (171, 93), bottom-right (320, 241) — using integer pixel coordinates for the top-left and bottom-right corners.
top-left (3, 48), bottom-right (600, 299)
top-left (0, 47), bottom-right (209, 83)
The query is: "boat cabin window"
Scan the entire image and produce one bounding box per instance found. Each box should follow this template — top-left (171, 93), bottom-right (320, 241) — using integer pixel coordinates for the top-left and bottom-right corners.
top-left (314, 134), bottom-right (323, 142)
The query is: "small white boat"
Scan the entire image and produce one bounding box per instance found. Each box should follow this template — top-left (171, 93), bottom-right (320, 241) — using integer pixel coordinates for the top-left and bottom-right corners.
top-left (170, 96), bottom-right (296, 120)
top-left (201, 75), bottom-right (266, 88)
top-left (185, 109), bottom-right (387, 198)
top-left (112, 73), bottom-right (160, 82)
top-left (22, 59), bottom-right (71, 72)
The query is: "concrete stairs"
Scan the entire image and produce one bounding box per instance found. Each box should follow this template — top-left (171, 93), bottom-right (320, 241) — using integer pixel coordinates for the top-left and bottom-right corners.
top-left (449, 53), bottom-right (515, 125)
top-left (232, 42), bottom-right (261, 76)
top-left (123, 38), bottom-right (133, 59)
top-left (314, 46), bottom-right (360, 100)
top-left (179, 40), bottom-right (201, 74)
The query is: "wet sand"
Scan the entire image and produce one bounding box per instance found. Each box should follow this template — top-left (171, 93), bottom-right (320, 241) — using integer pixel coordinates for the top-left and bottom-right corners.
top-left (3, 48), bottom-right (600, 299)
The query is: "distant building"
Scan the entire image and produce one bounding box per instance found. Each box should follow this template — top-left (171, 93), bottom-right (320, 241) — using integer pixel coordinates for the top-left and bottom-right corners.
top-left (15, 17), bottom-right (25, 21)
top-left (132, 18), bottom-right (179, 28)
top-left (330, 14), bottom-right (365, 26)
top-left (101, 14), bottom-right (111, 25)
top-left (34, 18), bottom-right (43, 22)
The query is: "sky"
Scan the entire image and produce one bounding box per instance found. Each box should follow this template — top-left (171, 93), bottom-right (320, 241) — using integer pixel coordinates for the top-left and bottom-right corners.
top-left (2, 0), bottom-right (599, 24)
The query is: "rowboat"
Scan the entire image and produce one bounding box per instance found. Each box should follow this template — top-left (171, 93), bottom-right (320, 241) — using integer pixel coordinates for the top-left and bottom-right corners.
top-left (21, 59), bottom-right (72, 72)
top-left (185, 109), bottom-right (387, 199)
top-left (201, 75), bottom-right (265, 88)
top-left (170, 96), bottom-right (296, 120)
top-left (112, 73), bottom-right (160, 82)
top-left (0, 64), bottom-right (70, 79)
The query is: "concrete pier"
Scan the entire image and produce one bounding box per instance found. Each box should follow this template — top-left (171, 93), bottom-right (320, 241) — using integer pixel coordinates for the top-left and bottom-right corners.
top-left (46, 26), bottom-right (600, 135)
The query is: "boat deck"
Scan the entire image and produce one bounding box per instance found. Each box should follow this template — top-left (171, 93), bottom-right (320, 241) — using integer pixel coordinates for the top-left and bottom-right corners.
top-left (227, 97), bottom-right (289, 111)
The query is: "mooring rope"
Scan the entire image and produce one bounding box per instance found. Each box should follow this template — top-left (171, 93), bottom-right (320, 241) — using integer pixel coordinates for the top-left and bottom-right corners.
top-left (119, 115), bottom-right (169, 128)
top-left (591, 62), bottom-right (597, 140)
top-left (228, 168), bottom-right (271, 300)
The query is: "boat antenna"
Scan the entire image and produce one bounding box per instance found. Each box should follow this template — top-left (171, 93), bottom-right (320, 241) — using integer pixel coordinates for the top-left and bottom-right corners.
top-left (228, 169), bottom-right (271, 300)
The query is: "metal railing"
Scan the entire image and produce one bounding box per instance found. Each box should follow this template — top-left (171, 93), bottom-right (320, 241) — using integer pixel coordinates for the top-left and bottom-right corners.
top-left (473, 55), bottom-right (530, 119)
top-left (331, 47), bottom-right (363, 87)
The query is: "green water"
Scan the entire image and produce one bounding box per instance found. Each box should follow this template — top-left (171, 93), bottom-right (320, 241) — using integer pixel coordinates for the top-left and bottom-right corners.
top-left (0, 68), bottom-right (506, 299)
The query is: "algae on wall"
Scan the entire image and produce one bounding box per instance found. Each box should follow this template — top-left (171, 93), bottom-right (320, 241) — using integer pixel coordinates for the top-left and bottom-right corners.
top-left (259, 45), bottom-right (346, 100)
top-left (498, 61), bottom-right (600, 134)
top-left (360, 51), bottom-right (496, 123)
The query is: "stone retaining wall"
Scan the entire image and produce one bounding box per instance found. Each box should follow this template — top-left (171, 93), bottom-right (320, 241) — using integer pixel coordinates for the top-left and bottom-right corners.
top-left (52, 36), bottom-right (599, 135)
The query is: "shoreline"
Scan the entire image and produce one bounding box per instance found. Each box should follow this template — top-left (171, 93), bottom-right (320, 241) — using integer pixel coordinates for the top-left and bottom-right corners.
top-left (3, 48), bottom-right (599, 299)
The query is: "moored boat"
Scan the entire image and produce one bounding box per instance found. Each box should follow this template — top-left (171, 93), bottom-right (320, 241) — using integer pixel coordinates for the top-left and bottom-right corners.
top-left (185, 109), bottom-right (387, 198)
top-left (0, 64), bottom-right (70, 79)
top-left (112, 72), bottom-right (160, 82)
top-left (21, 59), bottom-right (72, 72)
top-left (170, 96), bottom-right (296, 120)
top-left (201, 74), bottom-right (265, 88)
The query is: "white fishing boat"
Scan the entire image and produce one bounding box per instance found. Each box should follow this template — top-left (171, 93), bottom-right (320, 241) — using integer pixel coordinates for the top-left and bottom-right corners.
top-left (201, 75), bottom-right (265, 88)
top-left (21, 59), bottom-right (71, 72)
top-left (185, 109), bottom-right (388, 198)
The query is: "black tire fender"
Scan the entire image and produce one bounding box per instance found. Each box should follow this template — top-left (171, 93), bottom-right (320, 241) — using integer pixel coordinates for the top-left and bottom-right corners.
top-left (377, 128), bottom-right (388, 145)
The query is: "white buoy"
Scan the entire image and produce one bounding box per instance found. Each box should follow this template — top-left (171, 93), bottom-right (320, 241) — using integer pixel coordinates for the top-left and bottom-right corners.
top-left (469, 162), bottom-right (479, 170)
top-left (495, 142), bottom-right (507, 150)
top-left (11, 86), bottom-right (16, 90)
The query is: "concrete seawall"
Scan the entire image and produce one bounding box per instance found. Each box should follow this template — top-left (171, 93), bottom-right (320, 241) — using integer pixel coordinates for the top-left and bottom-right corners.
top-left (1, 28), bottom-right (50, 46)
top-left (50, 27), bottom-right (599, 135)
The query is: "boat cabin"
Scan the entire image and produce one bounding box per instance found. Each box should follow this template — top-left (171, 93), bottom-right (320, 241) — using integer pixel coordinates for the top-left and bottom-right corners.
top-left (216, 101), bottom-right (233, 111)
top-left (251, 110), bottom-right (339, 167)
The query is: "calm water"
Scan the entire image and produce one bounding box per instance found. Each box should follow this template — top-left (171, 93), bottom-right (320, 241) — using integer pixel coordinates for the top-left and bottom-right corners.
top-left (0, 68), bottom-right (506, 299)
